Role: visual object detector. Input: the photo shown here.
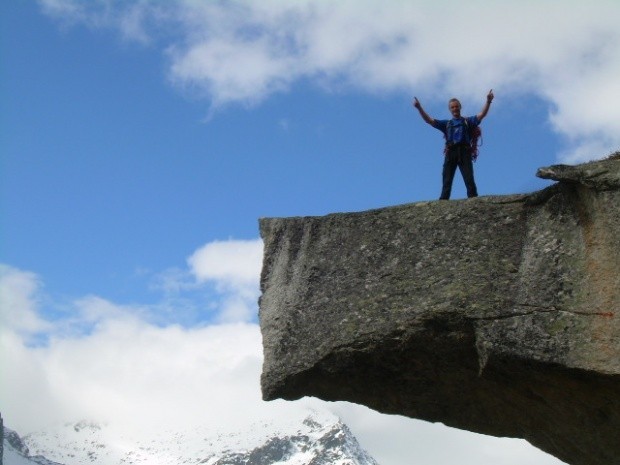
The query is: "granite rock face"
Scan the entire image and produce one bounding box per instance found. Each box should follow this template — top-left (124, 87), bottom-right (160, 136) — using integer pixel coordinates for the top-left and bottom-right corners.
top-left (259, 155), bottom-right (620, 465)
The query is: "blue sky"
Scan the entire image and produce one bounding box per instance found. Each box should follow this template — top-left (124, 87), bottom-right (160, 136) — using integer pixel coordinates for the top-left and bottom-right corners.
top-left (2, 1), bottom-right (619, 464)
top-left (1, 1), bottom-right (567, 305)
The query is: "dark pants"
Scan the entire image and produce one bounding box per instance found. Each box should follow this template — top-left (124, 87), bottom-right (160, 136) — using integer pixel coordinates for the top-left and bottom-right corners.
top-left (440, 143), bottom-right (478, 200)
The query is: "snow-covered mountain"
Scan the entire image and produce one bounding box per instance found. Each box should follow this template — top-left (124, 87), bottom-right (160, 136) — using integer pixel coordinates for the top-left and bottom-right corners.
top-left (3, 426), bottom-right (63, 465)
top-left (3, 410), bottom-right (380, 465)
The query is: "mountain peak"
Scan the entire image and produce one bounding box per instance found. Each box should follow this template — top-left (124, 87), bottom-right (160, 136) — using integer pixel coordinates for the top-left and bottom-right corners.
top-left (4, 410), bottom-right (379, 465)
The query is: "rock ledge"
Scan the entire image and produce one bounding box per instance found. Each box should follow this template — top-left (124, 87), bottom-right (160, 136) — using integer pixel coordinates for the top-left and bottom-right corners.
top-left (259, 155), bottom-right (620, 465)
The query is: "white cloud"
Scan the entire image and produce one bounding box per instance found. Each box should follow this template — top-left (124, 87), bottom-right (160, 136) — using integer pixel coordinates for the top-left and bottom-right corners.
top-left (0, 261), bottom-right (275, 435)
top-left (1, 308), bottom-right (279, 437)
top-left (186, 238), bottom-right (263, 323)
top-left (0, 265), bottom-right (51, 337)
top-left (188, 238), bottom-right (263, 288)
top-left (39, 318), bottom-right (268, 434)
top-left (142, 238), bottom-right (263, 324)
top-left (39, 0), bottom-right (620, 161)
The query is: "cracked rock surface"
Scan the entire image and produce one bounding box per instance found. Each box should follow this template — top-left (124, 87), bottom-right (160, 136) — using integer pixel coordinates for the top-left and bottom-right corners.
top-left (259, 155), bottom-right (620, 465)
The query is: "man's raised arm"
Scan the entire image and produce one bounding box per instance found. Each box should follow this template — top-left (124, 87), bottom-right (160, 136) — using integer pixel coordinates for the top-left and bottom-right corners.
top-left (476, 89), bottom-right (494, 121)
top-left (412, 97), bottom-right (435, 125)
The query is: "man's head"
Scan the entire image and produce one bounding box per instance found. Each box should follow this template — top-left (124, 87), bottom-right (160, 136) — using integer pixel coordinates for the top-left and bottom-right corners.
top-left (448, 98), bottom-right (461, 118)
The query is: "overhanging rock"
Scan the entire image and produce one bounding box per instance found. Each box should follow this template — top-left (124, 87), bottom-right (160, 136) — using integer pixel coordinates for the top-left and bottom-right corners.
top-left (258, 155), bottom-right (620, 465)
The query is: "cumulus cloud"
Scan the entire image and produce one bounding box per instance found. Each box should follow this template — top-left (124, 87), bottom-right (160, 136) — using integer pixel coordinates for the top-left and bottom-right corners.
top-left (0, 294), bottom-right (291, 437)
top-left (188, 238), bottom-right (263, 289)
top-left (0, 265), bottom-right (51, 338)
top-left (0, 253), bottom-right (290, 436)
top-left (187, 238), bottom-right (263, 323)
top-left (39, 0), bottom-right (620, 161)
top-left (0, 237), bottom-right (266, 435)
top-left (35, 318), bottom-right (269, 434)
top-left (142, 238), bottom-right (263, 324)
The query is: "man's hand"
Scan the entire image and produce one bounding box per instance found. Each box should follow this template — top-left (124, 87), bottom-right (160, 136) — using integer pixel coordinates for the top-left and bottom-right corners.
top-left (412, 96), bottom-right (435, 125)
top-left (477, 90), bottom-right (494, 121)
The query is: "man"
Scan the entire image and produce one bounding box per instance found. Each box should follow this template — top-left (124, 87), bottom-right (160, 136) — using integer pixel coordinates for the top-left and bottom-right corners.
top-left (413, 90), bottom-right (494, 199)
